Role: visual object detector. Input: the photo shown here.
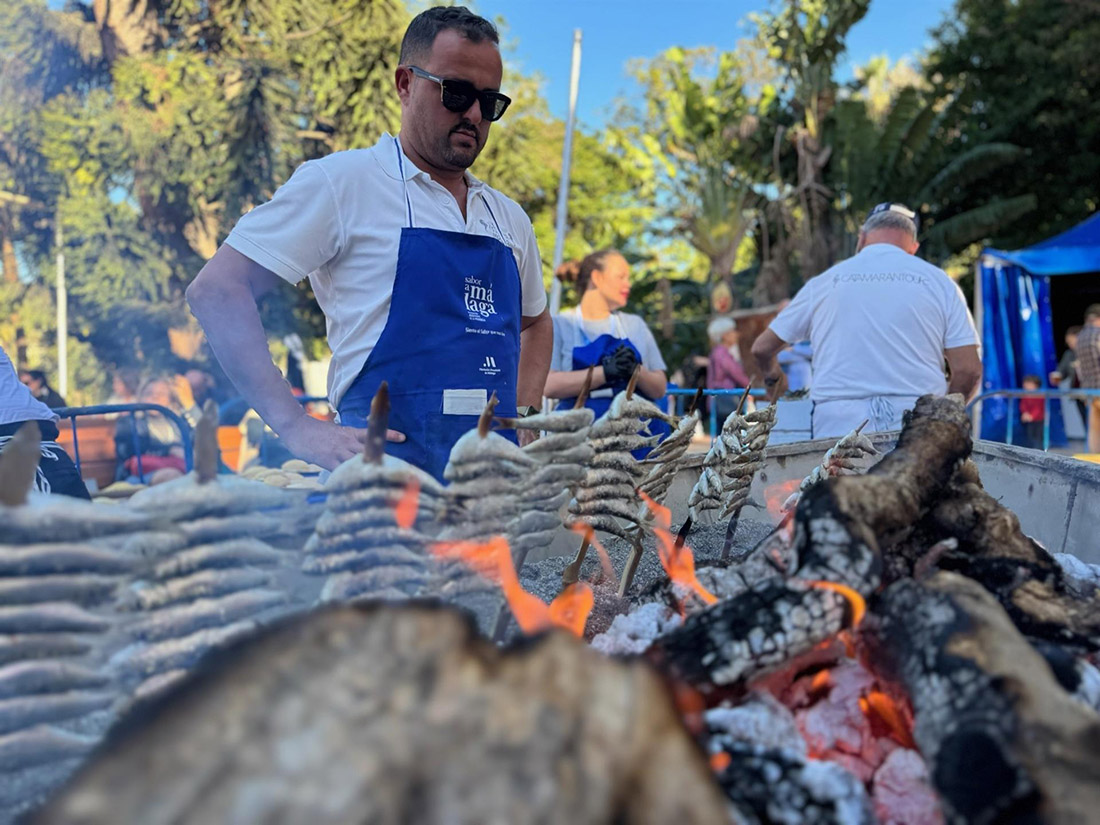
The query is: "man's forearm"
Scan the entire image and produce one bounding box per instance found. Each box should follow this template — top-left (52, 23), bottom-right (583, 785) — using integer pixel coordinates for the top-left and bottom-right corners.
top-left (516, 309), bottom-right (553, 408)
top-left (947, 371), bottom-right (981, 402)
top-left (186, 266), bottom-right (305, 435)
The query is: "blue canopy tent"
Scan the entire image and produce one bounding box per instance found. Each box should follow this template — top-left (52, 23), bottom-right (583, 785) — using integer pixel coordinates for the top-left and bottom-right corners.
top-left (978, 213), bottom-right (1100, 443)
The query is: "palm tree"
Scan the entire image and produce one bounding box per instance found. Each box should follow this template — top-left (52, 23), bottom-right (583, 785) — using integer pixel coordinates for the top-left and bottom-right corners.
top-left (829, 86), bottom-right (1037, 261)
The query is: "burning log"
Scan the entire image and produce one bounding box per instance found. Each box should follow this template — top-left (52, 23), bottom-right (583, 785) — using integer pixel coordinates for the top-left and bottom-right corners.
top-left (918, 461), bottom-right (1100, 650)
top-left (31, 603), bottom-right (729, 825)
top-left (878, 572), bottom-right (1100, 824)
top-left (651, 395), bottom-right (972, 691)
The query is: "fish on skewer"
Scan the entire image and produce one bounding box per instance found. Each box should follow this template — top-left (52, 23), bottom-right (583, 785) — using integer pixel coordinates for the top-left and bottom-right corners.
top-left (781, 420), bottom-right (879, 514)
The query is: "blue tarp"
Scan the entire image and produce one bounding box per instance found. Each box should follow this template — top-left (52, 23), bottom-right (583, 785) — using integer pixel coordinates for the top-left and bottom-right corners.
top-left (985, 212), bottom-right (1100, 276)
top-left (980, 212), bottom-right (1100, 444)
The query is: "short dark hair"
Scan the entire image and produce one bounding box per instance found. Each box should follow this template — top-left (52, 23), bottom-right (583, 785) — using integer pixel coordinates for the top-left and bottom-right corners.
top-left (1066, 325), bottom-right (1082, 337)
top-left (21, 369), bottom-right (48, 385)
top-left (1086, 303), bottom-right (1100, 321)
top-left (399, 6), bottom-right (499, 66)
top-left (1022, 374), bottom-right (1042, 386)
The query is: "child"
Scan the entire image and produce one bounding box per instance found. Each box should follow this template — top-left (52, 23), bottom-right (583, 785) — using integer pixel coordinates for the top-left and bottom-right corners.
top-left (1019, 375), bottom-right (1046, 450)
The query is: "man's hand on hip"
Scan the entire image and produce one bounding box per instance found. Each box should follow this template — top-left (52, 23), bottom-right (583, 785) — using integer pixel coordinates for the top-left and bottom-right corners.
top-left (278, 415), bottom-right (405, 471)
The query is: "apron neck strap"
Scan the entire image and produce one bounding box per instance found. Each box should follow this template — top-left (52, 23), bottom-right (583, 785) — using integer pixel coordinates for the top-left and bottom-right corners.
top-left (573, 306), bottom-right (625, 343)
top-left (393, 137), bottom-right (414, 228)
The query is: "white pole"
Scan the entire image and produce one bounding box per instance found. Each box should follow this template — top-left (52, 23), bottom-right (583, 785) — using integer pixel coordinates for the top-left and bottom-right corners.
top-left (549, 29), bottom-right (582, 316)
top-left (55, 212), bottom-right (67, 399)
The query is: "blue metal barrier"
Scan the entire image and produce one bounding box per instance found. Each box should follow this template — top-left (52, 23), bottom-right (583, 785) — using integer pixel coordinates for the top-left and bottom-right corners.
top-left (52, 403), bottom-right (194, 483)
top-left (967, 389), bottom-right (1100, 452)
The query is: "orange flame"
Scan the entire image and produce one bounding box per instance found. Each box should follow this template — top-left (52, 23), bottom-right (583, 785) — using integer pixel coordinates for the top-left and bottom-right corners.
top-left (764, 478), bottom-right (802, 521)
top-left (803, 579), bottom-right (866, 627)
top-left (569, 523), bottom-right (615, 582)
top-left (638, 492), bottom-right (717, 606)
top-left (548, 583), bottom-right (596, 637)
top-left (429, 535), bottom-right (593, 637)
top-left (860, 689), bottom-right (916, 749)
top-left (810, 669), bottom-right (831, 693)
top-left (393, 477), bottom-right (420, 530)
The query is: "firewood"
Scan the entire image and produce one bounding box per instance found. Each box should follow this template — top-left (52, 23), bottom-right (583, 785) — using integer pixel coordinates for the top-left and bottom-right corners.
top-left (919, 461), bottom-right (1100, 651)
top-left (32, 603), bottom-right (729, 825)
top-left (878, 572), bottom-right (1100, 825)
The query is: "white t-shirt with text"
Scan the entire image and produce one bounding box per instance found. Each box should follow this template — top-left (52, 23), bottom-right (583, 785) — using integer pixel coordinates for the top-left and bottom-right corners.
top-left (224, 134), bottom-right (547, 408)
top-left (769, 244), bottom-right (979, 403)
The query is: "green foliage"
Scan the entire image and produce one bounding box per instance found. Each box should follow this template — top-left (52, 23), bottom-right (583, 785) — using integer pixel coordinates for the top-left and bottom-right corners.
top-left (828, 84), bottom-right (1036, 261)
top-left (925, 0), bottom-right (1100, 245)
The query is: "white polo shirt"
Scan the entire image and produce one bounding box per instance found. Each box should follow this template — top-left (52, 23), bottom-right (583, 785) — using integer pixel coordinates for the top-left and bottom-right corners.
top-left (769, 244), bottom-right (979, 402)
top-left (224, 134), bottom-right (547, 408)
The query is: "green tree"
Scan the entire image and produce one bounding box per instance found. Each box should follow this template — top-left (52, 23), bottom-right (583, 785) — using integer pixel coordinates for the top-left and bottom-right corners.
top-left (616, 47), bottom-right (771, 291)
top-left (828, 86), bottom-right (1037, 261)
top-left (925, 0), bottom-right (1100, 245)
top-left (0, 0), bottom-right (408, 394)
top-left (753, 0), bottom-right (871, 280)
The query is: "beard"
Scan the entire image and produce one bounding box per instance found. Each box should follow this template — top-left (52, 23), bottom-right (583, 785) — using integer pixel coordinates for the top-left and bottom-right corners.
top-left (439, 122), bottom-right (483, 169)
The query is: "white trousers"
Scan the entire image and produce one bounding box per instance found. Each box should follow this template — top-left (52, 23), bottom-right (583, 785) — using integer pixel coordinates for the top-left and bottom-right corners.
top-left (811, 395), bottom-right (919, 440)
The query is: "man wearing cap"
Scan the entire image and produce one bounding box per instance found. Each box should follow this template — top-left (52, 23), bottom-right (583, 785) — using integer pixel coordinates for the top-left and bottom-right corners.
top-left (185, 6), bottom-right (552, 481)
top-left (751, 203), bottom-right (982, 438)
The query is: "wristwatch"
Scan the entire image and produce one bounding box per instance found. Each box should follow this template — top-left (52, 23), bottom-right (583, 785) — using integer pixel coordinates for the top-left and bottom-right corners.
top-left (517, 405), bottom-right (541, 418)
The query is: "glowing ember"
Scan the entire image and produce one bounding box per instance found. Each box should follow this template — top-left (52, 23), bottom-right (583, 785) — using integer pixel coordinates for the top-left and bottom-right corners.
top-left (860, 689), bottom-right (916, 749)
top-left (429, 536), bottom-right (593, 637)
top-left (764, 478), bottom-right (802, 521)
top-left (638, 492), bottom-right (717, 606)
top-left (709, 751), bottom-right (731, 772)
top-left (393, 477), bottom-right (420, 530)
top-left (802, 579), bottom-right (867, 627)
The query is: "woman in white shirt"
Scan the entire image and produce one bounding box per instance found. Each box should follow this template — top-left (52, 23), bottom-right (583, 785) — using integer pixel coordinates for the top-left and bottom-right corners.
top-left (545, 249), bottom-right (667, 428)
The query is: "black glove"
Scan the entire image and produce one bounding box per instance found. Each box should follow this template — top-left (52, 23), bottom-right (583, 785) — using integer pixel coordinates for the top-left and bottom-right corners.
top-left (600, 345), bottom-right (639, 383)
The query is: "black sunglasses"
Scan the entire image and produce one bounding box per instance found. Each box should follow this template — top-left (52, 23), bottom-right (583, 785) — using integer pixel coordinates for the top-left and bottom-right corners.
top-left (406, 65), bottom-right (511, 122)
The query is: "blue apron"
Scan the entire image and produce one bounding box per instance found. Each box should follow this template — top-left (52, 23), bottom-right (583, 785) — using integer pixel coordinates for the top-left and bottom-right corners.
top-left (337, 139), bottom-right (521, 482)
top-left (559, 308), bottom-right (668, 456)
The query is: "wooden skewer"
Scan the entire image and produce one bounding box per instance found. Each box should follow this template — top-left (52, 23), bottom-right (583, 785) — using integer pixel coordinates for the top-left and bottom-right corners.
top-left (625, 364), bottom-right (641, 400)
top-left (574, 366), bottom-right (595, 410)
top-left (561, 532), bottom-right (591, 586)
top-left (687, 387), bottom-right (704, 416)
top-left (0, 421), bottom-right (41, 507)
top-left (364, 382), bottom-right (390, 464)
top-left (617, 531), bottom-right (646, 597)
top-left (195, 400), bottom-right (220, 484)
top-left (477, 391), bottom-right (499, 438)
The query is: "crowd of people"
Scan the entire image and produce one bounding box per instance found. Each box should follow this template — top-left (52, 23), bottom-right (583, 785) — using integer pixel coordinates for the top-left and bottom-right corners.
top-left (2, 6), bottom-right (1095, 499)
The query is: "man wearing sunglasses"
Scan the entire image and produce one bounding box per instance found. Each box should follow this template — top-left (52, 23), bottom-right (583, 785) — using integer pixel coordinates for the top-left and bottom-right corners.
top-left (186, 6), bottom-right (552, 480)
top-left (751, 202), bottom-right (982, 438)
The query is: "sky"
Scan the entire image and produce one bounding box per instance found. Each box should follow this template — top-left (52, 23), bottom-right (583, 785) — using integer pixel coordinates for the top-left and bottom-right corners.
top-left (471, 0), bottom-right (957, 129)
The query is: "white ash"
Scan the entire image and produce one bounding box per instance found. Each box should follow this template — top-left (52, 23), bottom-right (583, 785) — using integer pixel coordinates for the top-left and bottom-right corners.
top-left (798, 760), bottom-right (875, 825)
top-left (705, 692), bottom-right (805, 755)
top-left (1053, 552), bottom-right (1100, 597)
top-left (870, 748), bottom-right (944, 825)
top-left (590, 603), bottom-right (683, 655)
top-left (1072, 658), bottom-right (1100, 712)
